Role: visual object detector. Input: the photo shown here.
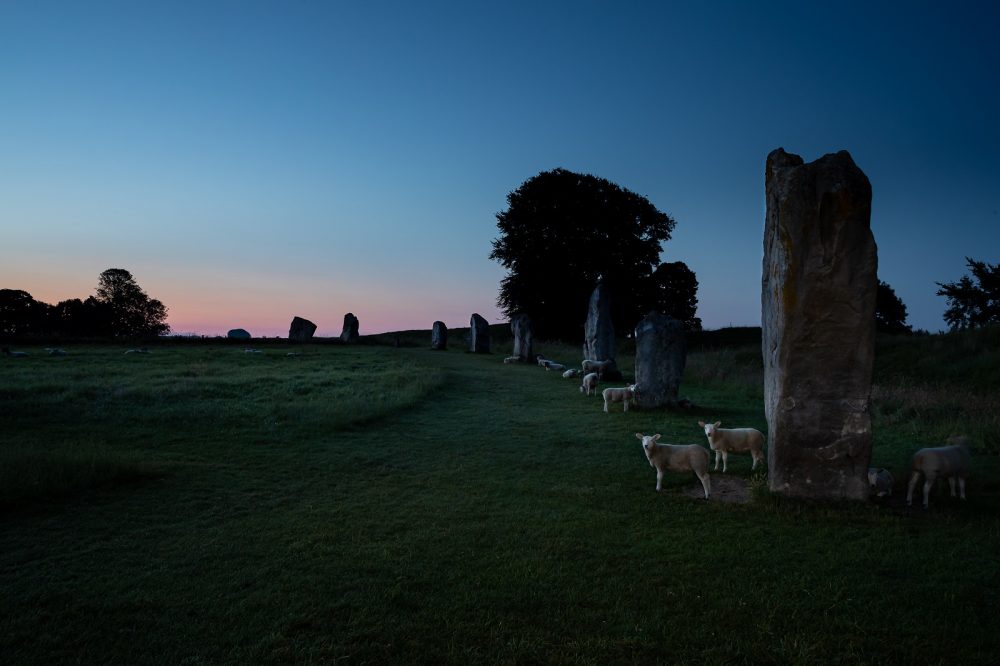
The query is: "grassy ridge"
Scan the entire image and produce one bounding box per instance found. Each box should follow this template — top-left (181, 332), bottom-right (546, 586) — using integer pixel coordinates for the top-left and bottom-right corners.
top-left (1, 338), bottom-right (998, 663)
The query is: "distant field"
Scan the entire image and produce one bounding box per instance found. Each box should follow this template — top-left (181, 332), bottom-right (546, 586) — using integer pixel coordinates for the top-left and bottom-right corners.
top-left (1, 336), bottom-right (998, 664)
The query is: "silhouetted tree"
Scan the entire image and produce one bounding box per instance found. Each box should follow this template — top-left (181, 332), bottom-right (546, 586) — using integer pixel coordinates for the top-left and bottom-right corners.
top-left (640, 261), bottom-right (701, 331)
top-left (875, 280), bottom-right (911, 334)
top-left (936, 257), bottom-right (1000, 330)
top-left (0, 289), bottom-right (47, 337)
top-left (52, 297), bottom-right (114, 338)
top-left (95, 268), bottom-right (170, 337)
top-left (490, 168), bottom-right (675, 340)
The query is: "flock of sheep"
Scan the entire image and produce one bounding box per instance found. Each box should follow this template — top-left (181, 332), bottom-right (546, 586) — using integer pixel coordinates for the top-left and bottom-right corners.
top-left (1, 343), bottom-right (976, 508)
top-left (503, 350), bottom-right (974, 508)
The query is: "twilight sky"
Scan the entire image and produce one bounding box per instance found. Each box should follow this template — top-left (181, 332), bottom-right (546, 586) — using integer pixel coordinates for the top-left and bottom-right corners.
top-left (2, 1), bottom-right (998, 336)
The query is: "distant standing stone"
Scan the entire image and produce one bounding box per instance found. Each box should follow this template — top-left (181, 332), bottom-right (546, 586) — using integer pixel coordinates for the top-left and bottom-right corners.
top-left (288, 316), bottom-right (317, 342)
top-left (762, 148), bottom-right (877, 501)
top-left (341, 312), bottom-right (360, 343)
top-left (633, 312), bottom-right (687, 408)
top-left (431, 321), bottom-right (448, 350)
top-left (510, 313), bottom-right (533, 362)
top-left (470, 313), bottom-right (490, 353)
top-left (227, 328), bottom-right (251, 340)
top-left (583, 281), bottom-right (621, 380)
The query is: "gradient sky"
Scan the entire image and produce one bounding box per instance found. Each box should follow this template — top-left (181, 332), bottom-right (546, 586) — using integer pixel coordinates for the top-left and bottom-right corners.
top-left (2, 1), bottom-right (998, 336)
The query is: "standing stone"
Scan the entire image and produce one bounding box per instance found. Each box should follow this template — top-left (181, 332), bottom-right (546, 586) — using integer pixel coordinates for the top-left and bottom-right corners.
top-left (431, 321), bottom-right (448, 350)
top-left (583, 281), bottom-right (622, 380)
top-left (469, 313), bottom-right (490, 353)
top-left (227, 328), bottom-right (251, 341)
top-left (633, 312), bottom-right (687, 408)
top-left (762, 148), bottom-right (877, 501)
top-left (340, 312), bottom-right (360, 343)
top-left (288, 316), bottom-right (317, 342)
top-left (510, 314), bottom-right (533, 362)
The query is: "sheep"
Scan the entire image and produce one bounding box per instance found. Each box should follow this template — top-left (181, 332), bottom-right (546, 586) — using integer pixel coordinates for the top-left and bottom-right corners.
top-left (503, 356), bottom-right (517, 364)
top-left (45, 348), bottom-right (68, 356)
top-left (244, 348), bottom-right (262, 354)
top-left (602, 384), bottom-right (636, 412)
top-left (544, 362), bottom-right (566, 371)
top-left (562, 368), bottom-right (580, 379)
top-left (124, 348), bottom-right (150, 354)
top-left (635, 432), bottom-right (711, 498)
top-left (2, 347), bottom-right (28, 357)
top-left (868, 468), bottom-right (894, 497)
top-left (582, 359), bottom-right (616, 378)
top-left (580, 372), bottom-right (599, 396)
top-left (697, 420), bottom-right (765, 472)
top-left (906, 437), bottom-right (972, 509)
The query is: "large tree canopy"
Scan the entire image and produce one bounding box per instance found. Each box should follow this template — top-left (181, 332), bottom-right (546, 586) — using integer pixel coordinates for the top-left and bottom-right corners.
top-left (490, 168), bottom-right (679, 340)
top-left (96, 268), bottom-right (170, 338)
top-left (642, 261), bottom-right (702, 331)
top-left (936, 257), bottom-right (1000, 330)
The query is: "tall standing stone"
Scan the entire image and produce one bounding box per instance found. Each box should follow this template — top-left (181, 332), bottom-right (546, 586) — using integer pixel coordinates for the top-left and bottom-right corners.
top-left (469, 313), bottom-right (490, 353)
top-left (340, 313), bottom-right (360, 343)
top-left (583, 281), bottom-right (622, 380)
top-left (431, 321), bottom-right (448, 350)
top-left (510, 314), bottom-right (533, 362)
top-left (633, 312), bottom-right (686, 408)
top-left (762, 148), bottom-right (877, 500)
top-left (289, 316), bottom-right (317, 342)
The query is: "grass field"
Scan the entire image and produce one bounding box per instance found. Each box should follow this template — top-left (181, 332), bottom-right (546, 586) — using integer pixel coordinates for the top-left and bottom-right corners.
top-left (1, 336), bottom-right (998, 664)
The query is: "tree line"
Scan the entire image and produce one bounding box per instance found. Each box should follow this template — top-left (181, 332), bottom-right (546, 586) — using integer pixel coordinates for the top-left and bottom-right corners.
top-left (491, 168), bottom-right (998, 338)
top-left (0, 269), bottom-right (169, 339)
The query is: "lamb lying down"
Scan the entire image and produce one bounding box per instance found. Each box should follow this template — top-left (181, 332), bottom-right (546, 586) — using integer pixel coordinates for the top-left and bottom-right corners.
top-left (635, 433), bottom-right (711, 498)
top-left (906, 436), bottom-right (972, 509)
top-left (868, 468), bottom-right (894, 497)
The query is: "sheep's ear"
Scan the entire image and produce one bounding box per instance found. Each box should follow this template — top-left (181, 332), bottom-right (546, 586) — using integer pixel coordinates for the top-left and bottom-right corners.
top-left (713, 421), bottom-right (721, 428)
top-left (653, 434), bottom-right (661, 441)
top-left (635, 432), bottom-right (645, 440)
top-left (698, 421), bottom-right (705, 428)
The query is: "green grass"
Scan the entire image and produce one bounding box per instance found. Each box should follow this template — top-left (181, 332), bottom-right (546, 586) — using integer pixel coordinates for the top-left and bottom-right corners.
top-left (1, 339), bottom-right (998, 664)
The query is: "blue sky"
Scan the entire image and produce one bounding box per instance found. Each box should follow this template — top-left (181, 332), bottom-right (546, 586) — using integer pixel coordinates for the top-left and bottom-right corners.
top-left (2, 0), bottom-right (997, 335)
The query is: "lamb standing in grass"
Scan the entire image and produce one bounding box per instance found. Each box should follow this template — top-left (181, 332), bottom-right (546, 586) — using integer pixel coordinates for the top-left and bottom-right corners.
top-left (602, 385), bottom-right (636, 412)
top-left (698, 420), bottom-right (765, 472)
top-left (635, 433), bottom-right (711, 498)
top-left (580, 372), bottom-right (599, 396)
top-left (868, 468), bottom-right (894, 497)
top-left (906, 437), bottom-right (972, 509)
top-left (582, 359), bottom-right (615, 378)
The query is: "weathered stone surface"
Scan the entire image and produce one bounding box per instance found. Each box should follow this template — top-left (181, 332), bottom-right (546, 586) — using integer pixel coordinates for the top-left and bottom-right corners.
top-left (583, 281), bottom-right (622, 380)
top-left (431, 321), bottom-right (448, 350)
top-left (227, 328), bottom-right (251, 340)
top-left (762, 148), bottom-right (877, 501)
top-left (510, 314), bottom-right (533, 362)
top-left (469, 313), bottom-right (490, 353)
top-left (288, 316), bottom-right (317, 341)
top-left (633, 312), bottom-right (686, 408)
top-left (340, 312), bottom-right (359, 343)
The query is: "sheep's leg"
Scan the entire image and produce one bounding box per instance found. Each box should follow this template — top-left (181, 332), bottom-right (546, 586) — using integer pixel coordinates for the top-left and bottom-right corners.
top-left (922, 473), bottom-right (936, 509)
top-left (907, 471), bottom-right (920, 506)
top-left (603, 399), bottom-right (609, 413)
top-left (623, 399), bottom-right (629, 412)
top-left (949, 477), bottom-right (957, 497)
top-left (751, 453), bottom-right (759, 471)
top-left (655, 469), bottom-right (663, 492)
top-left (721, 451), bottom-right (728, 473)
top-left (959, 477), bottom-right (966, 500)
top-left (697, 472), bottom-right (710, 499)
top-left (713, 451), bottom-right (720, 471)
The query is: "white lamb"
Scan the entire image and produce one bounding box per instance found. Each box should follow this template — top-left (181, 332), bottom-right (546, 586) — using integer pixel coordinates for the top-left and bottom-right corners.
top-left (45, 348), bottom-right (68, 356)
top-left (602, 385), bottom-right (636, 412)
top-left (544, 362), bottom-right (566, 371)
top-left (562, 369), bottom-right (580, 379)
top-left (580, 372), bottom-right (599, 396)
top-left (2, 347), bottom-right (28, 357)
top-left (906, 436), bottom-right (972, 509)
top-left (868, 468), bottom-right (894, 497)
top-left (503, 356), bottom-right (517, 364)
top-left (698, 420), bottom-right (765, 472)
top-left (635, 433), bottom-right (711, 498)
top-left (582, 359), bottom-right (616, 377)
